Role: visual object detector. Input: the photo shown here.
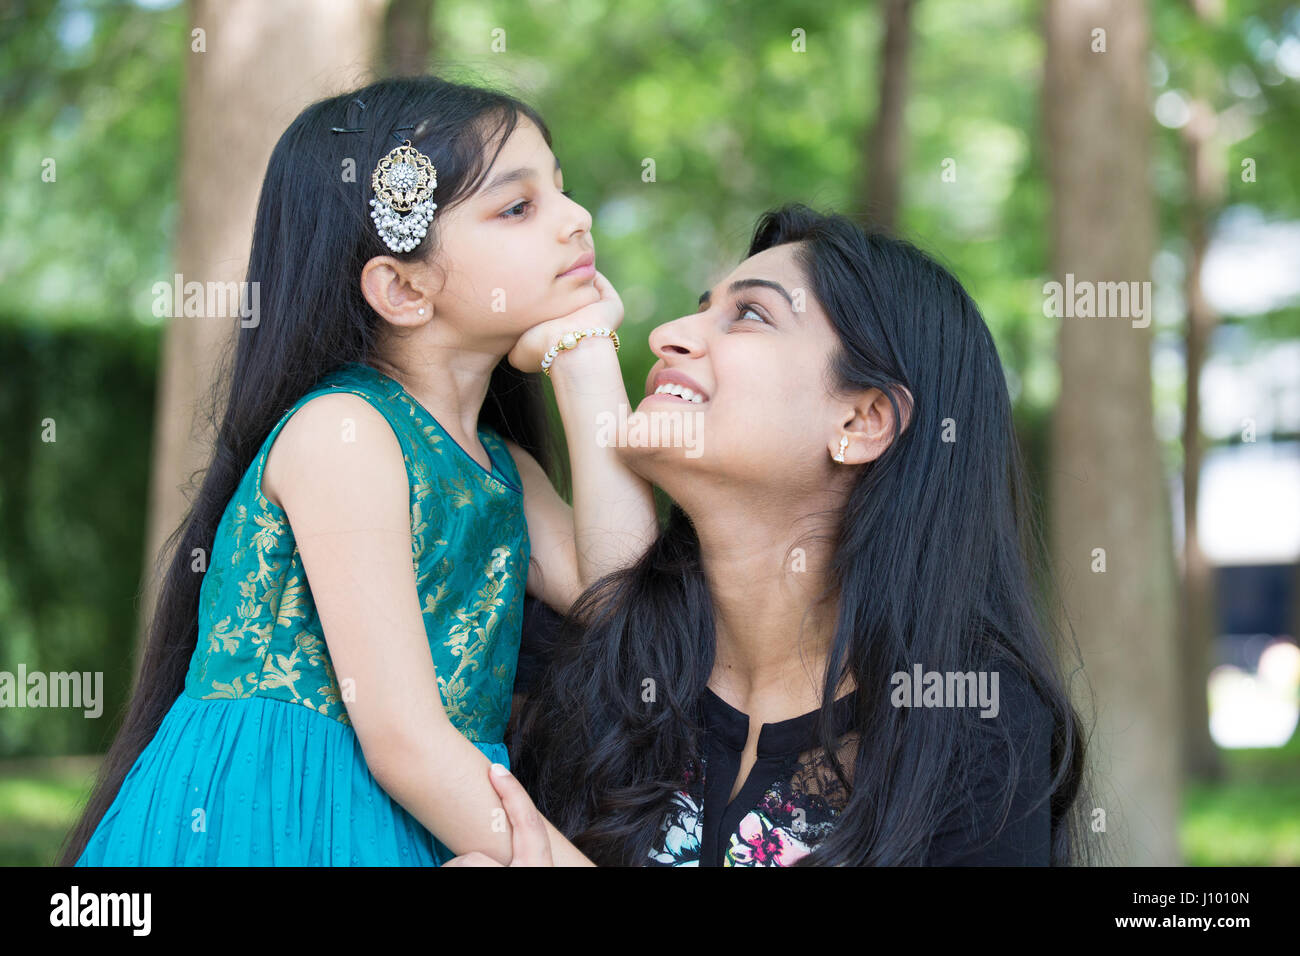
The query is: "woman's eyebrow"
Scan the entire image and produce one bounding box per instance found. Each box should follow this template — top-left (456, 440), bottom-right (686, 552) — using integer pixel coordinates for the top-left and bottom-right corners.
top-left (697, 278), bottom-right (795, 309)
top-left (482, 156), bottom-right (562, 195)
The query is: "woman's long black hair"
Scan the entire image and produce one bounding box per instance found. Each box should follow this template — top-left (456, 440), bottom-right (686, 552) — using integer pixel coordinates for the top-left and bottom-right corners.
top-left (58, 74), bottom-right (557, 865)
top-left (512, 203), bottom-right (1103, 866)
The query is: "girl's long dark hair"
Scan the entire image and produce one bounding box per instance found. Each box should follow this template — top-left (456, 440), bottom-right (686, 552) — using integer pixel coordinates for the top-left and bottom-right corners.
top-left (58, 75), bottom-right (557, 865)
top-left (512, 203), bottom-right (1103, 866)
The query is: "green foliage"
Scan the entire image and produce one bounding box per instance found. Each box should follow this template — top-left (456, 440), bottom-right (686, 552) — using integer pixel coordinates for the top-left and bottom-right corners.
top-left (0, 756), bottom-right (100, 865)
top-left (1181, 724), bottom-right (1300, 865)
top-left (0, 0), bottom-right (184, 323)
top-left (0, 0), bottom-right (1297, 766)
top-left (0, 321), bottom-right (158, 758)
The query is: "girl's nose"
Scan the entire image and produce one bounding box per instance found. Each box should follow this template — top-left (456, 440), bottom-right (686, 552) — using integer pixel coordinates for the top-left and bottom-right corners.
top-left (562, 195), bottom-right (593, 240)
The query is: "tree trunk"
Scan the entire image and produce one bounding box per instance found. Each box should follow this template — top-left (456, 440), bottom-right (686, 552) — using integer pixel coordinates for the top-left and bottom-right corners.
top-left (383, 0), bottom-right (434, 76)
top-left (1043, 0), bottom-right (1182, 864)
top-left (137, 0), bottom-right (387, 669)
top-left (861, 0), bottom-right (915, 232)
top-left (1179, 97), bottom-right (1224, 782)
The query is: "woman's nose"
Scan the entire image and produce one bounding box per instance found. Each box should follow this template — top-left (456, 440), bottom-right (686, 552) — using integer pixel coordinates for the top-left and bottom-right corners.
top-left (648, 312), bottom-right (705, 358)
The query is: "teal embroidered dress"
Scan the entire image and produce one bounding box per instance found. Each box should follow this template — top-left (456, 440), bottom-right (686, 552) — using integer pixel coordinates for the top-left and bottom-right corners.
top-left (75, 361), bottom-right (529, 866)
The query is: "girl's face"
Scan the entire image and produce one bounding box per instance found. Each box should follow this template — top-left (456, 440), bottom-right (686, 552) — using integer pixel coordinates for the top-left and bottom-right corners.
top-left (630, 243), bottom-right (873, 496)
top-left (419, 117), bottom-right (599, 340)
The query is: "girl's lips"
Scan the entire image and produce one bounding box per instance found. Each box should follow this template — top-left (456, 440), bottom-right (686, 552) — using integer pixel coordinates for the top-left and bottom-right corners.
top-left (557, 263), bottom-right (596, 279)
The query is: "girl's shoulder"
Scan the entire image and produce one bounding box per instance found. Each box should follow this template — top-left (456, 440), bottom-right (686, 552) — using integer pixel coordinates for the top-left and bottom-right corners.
top-left (254, 362), bottom-right (416, 514)
top-left (258, 362), bottom-right (524, 510)
top-left (263, 361), bottom-right (420, 453)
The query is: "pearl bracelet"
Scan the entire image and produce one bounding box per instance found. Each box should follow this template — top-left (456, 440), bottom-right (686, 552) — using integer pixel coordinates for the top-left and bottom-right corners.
top-left (540, 326), bottom-right (621, 377)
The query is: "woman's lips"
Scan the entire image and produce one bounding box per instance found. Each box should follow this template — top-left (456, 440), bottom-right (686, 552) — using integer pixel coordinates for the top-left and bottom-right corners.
top-left (641, 391), bottom-right (706, 406)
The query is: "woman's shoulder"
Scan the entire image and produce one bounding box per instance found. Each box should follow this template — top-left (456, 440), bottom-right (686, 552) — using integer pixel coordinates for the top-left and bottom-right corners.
top-left (926, 663), bottom-right (1056, 865)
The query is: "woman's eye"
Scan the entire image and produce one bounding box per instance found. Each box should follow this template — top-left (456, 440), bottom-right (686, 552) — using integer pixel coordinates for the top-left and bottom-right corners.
top-left (734, 302), bottom-right (767, 324)
top-left (500, 200), bottom-right (531, 219)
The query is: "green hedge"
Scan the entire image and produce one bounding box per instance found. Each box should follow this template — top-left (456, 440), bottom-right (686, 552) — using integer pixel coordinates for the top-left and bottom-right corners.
top-left (0, 320), bottom-right (159, 758)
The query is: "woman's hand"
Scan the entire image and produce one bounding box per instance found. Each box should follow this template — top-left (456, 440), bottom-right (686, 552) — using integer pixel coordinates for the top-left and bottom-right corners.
top-left (507, 270), bottom-right (624, 374)
top-left (441, 763), bottom-right (555, 867)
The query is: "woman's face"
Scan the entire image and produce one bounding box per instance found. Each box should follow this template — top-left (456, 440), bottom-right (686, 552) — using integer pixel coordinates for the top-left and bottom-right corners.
top-left (394, 117), bottom-right (600, 341)
top-left (630, 243), bottom-right (859, 495)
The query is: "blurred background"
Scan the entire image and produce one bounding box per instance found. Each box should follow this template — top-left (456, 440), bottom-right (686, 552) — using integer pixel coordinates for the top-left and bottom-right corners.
top-left (0, 0), bottom-right (1296, 866)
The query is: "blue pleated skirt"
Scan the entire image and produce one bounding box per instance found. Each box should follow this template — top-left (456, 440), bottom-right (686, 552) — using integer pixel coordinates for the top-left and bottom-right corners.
top-left (74, 691), bottom-right (508, 866)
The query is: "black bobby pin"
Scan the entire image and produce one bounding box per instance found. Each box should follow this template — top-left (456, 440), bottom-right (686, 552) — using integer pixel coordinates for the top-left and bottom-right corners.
top-left (331, 97), bottom-right (367, 134)
top-left (327, 99), bottom-right (417, 144)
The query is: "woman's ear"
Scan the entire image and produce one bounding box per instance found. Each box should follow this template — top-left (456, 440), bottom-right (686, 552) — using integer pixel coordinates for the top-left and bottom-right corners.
top-left (835, 385), bottom-right (913, 465)
top-left (888, 384), bottom-right (914, 435)
top-left (360, 255), bottom-right (431, 328)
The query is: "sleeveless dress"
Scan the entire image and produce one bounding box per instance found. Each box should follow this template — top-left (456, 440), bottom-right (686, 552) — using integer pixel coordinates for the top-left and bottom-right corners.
top-left (75, 361), bottom-right (530, 866)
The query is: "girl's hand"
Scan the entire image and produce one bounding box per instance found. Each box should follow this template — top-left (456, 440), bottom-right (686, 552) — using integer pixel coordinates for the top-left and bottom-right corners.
top-left (508, 270), bottom-right (624, 374)
top-left (441, 763), bottom-right (555, 867)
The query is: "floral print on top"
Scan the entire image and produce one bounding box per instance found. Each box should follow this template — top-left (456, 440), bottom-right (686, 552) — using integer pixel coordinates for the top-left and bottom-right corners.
top-left (642, 669), bottom-right (1057, 867)
top-left (647, 688), bottom-right (859, 867)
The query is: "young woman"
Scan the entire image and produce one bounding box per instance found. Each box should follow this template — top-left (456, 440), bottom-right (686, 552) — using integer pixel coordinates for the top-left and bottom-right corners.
top-left (58, 75), bottom-right (654, 867)
top-left (455, 204), bottom-right (1102, 867)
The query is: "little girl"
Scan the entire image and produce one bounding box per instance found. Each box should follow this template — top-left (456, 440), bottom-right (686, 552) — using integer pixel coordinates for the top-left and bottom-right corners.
top-left (60, 75), bottom-right (655, 866)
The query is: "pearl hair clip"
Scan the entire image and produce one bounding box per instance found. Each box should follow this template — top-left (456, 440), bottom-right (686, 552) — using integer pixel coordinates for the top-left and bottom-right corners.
top-left (369, 139), bottom-right (438, 254)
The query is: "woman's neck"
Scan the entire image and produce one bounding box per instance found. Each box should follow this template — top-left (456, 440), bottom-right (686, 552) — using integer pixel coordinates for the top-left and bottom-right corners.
top-left (692, 496), bottom-right (853, 720)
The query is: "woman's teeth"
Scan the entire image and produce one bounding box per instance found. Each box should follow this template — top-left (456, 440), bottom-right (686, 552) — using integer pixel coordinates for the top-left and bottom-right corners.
top-left (654, 383), bottom-right (705, 403)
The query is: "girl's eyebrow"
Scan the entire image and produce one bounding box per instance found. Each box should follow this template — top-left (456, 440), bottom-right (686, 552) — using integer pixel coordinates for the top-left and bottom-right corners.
top-left (481, 156), bottom-right (562, 196)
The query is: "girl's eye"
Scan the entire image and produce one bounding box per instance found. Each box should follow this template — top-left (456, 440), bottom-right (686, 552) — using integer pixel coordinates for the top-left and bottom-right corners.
top-left (734, 302), bottom-right (767, 324)
top-left (500, 199), bottom-right (531, 219)
top-left (501, 189), bottom-right (572, 219)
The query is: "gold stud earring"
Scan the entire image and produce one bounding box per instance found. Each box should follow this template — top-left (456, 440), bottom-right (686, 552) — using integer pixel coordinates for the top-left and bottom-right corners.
top-left (832, 434), bottom-right (849, 463)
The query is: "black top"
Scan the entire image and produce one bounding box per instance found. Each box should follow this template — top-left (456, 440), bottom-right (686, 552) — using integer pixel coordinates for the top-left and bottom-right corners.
top-left (513, 597), bottom-right (1054, 866)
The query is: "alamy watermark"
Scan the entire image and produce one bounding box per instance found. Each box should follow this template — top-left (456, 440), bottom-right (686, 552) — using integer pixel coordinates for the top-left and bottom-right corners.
top-left (1042, 273), bottom-right (1151, 328)
top-left (152, 274), bottom-right (260, 327)
top-left (890, 665), bottom-right (999, 718)
top-left (50, 886), bottom-right (150, 935)
top-left (0, 665), bottom-right (102, 718)
top-left (595, 404), bottom-right (703, 458)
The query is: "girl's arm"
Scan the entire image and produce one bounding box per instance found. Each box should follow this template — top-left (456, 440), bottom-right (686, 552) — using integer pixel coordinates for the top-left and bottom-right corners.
top-left (268, 392), bottom-right (589, 865)
top-left (506, 271), bottom-right (658, 613)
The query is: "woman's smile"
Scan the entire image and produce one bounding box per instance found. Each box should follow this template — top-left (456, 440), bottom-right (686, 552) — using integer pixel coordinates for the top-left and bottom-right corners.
top-left (643, 368), bottom-right (710, 406)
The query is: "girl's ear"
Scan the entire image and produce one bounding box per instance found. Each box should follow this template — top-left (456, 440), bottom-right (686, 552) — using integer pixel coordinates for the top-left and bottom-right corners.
top-left (360, 256), bottom-right (431, 328)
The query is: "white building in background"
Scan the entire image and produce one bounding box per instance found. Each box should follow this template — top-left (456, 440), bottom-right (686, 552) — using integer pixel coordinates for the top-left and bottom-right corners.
top-left (1162, 207), bottom-right (1300, 747)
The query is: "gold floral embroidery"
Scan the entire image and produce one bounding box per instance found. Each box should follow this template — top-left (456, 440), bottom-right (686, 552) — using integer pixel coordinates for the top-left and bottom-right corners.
top-left (186, 366), bottom-right (527, 743)
top-left (422, 581), bottom-right (450, 617)
top-left (259, 646), bottom-right (303, 695)
top-left (273, 574), bottom-right (308, 628)
top-left (438, 562), bottom-right (510, 727)
top-left (202, 671), bottom-right (259, 700)
top-left (439, 475), bottom-right (473, 510)
top-left (410, 457), bottom-right (436, 503)
top-left (294, 630), bottom-right (329, 670)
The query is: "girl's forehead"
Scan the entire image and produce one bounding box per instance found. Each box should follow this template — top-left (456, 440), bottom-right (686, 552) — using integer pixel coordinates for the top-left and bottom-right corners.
top-left (475, 125), bottom-right (560, 195)
top-left (493, 118), bottom-right (551, 161)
